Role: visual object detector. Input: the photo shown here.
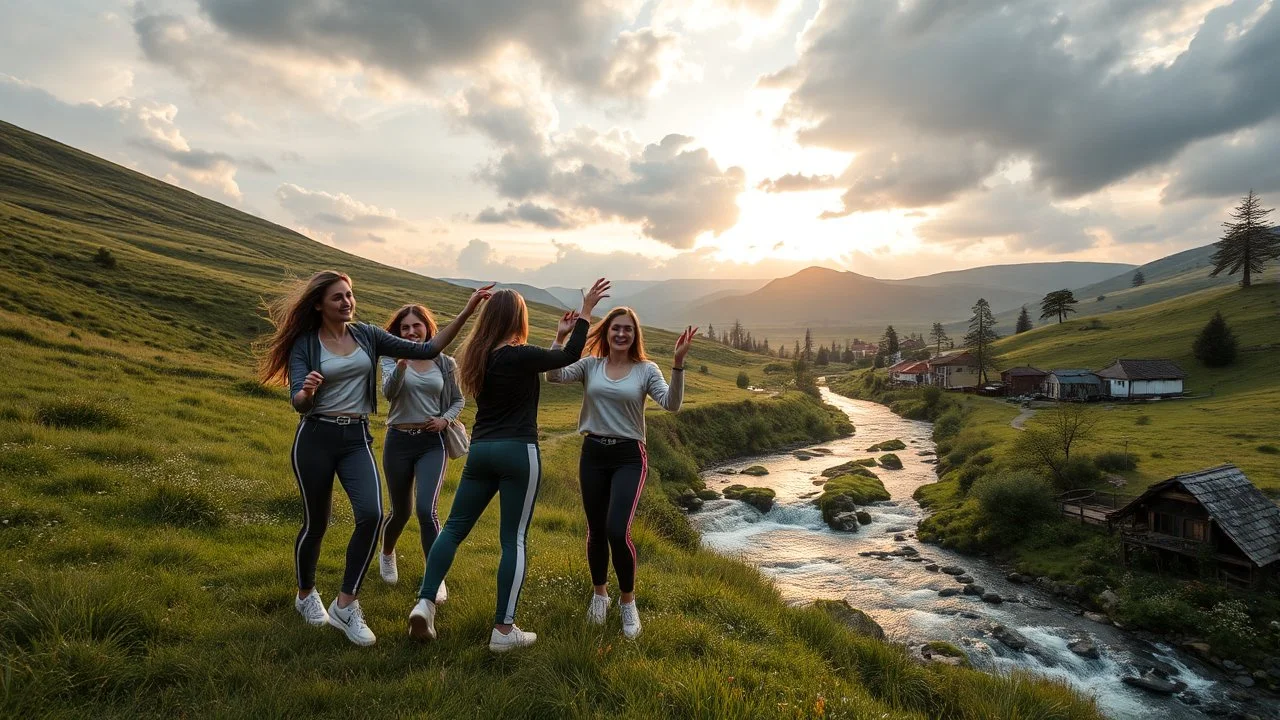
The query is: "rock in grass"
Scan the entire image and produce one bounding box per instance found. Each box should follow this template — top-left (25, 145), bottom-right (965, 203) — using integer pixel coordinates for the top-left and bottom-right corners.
top-left (922, 641), bottom-right (971, 668)
top-left (821, 461), bottom-right (880, 479)
top-left (877, 453), bottom-right (903, 470)
top-left (865, 439), bottom-right (907, 452)
top-left (722, 484), bottom-right (776, 513)
top-left (812, 599), bottom-right (885, 640)
top-left (741, 465), bottom-right (769, 477)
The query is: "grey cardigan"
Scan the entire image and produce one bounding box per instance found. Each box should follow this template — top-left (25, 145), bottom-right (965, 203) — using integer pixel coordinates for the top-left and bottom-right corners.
top-left (380, 354), bottom-right (464, 422)
top-left (289, 322), bottom-right (443, 415)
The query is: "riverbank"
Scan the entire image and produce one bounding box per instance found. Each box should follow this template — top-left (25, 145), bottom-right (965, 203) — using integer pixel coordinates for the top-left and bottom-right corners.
top-left (825, 371), bottom-right (1280, 702)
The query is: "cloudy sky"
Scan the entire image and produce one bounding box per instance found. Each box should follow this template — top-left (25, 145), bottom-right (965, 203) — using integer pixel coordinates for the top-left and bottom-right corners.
top-left (4, 0), bottom-right (1279, 286)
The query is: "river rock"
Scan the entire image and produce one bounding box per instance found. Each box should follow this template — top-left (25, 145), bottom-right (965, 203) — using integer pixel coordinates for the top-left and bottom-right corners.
top-left (1181, 641), bottom-right (1211, 657)
top-left (798, 491), bottom-right (819, 499)
top-left (894, 546), bottom-right (919, 556)
top-left (1223, 659), bottom-right (1243, 672)
top-left (904, 557), bottom-right (924, 562)
top-left (812, 479), bottom-right (827, 485)
top-left (722, 484), bottom-right (775, 513)
top-left (925, 564), bottom-right (940, 572)
top-left (990, 625), bottom-right (1029, 651)
top-left (893, 533), bottom-right (906, 541)
top-left (938, 588), bottom-right (961, 597)
top-left (941, 566), bottom-right (965, 575)
top-left (960, 611), bottom-right (981, 620)
top-left (916, 450), bottom-right (935, 456)
top-left (830, 512), bottom-right (862, 532)
top-left (856, 511), bottom-right (872, 525)
top-left (962, 584), bottom-right (986, 597)
top-left (1234, 675), bottom-right (1255, 688)
top-left (717, 468), bottom-right (737, 475)
top-left (885, 526), bottom-right (909, 533)
top-left (676, 490), bottom-right (704, 512)
top-left (955, 574), bottom-right (974, 584)
top-left (741, 465), bottom-right (769, 477)
top-left (1123, 674), bottom-right (1187, 695)
top-left (1132, 655), bottom-right (1179, 679)
top-left (1083, 612), bottom-right (1110, 625)
top-left (1068, 639), bottom-right (1100, 659)
top-left (981, 592), bottom-right (1003, 604)
top-left (1006, 572), bottom-right (1028, 584)
top-left (1098, 589), bottom-right (1121, 612)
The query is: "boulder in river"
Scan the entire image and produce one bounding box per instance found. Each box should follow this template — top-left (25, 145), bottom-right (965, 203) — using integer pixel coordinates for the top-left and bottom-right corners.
top-left (741, 465), bottom-right (769, 477)
top-left (865, 439), bottom-right (907, 452)
top-left (676, 490), bottom-right (704, 512)
top-left (820, 461), bottom-right (880, 479)
top-left (941, 566), bottom-right (966, 575)
top-left (990, 625), bottom-right (1029, 651)
top-left (696, 489), bottom-right (721, 501)
top-left (877, 453), bottom-right (903, 470)
top-left (955, 574), bottom-right (974, 584)
top-left (1083, 612), bottom-right (1110, 625)
top-left (717, 468), bottom-right (737, 475)
top-left (855, 511), bottom-right (872, 525)
top-left (1122, 674), bottom-right (1187, 695)
top-left (938, 588), bottom-right (961, 597)
top-left (981, 592), bottom-right (1003, 604)
top-left (1006, 573), bottom-right (1028, 584)
top-left (830, 511), bottom-right (861, 532)
top-left (925, 564), bottom-right (940, 572)
top-left (1069, 639), bottom-right (1100, 660)
top-left (812, 599), bottom-right (885, 640)
top-left (722, 484), bottom-right (775, 513)
top-left (962, 584), bottom-right (986, 597)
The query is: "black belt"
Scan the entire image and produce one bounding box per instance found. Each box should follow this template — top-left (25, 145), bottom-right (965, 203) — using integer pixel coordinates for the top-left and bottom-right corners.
top-left (308, 414), bottom-right (368, 426)
top-left (585, 434), bottom-right (634, 446)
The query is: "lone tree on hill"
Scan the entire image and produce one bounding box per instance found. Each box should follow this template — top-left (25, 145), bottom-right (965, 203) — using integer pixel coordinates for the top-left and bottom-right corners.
top-left (1210, 190), bottom-right (1278, 288)
top-left (1015, 306), bottom-right (1033, 334)
top-left (1039, 289), bottom-right (1079, 323)
top-left (1193, 311), bottom-right (1238, 367)
top-left (929, 322), bottom-right (950, 355)
top-left (1131, 270), bottom-right (1145, 287)
top-left (964, 298), bottom-right (1000, 384)
top-left (1014, 403), bottom-right (1100, 490)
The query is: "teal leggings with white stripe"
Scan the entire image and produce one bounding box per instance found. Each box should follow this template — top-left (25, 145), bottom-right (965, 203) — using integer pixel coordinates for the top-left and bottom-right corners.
top-left (419, 440), bottom-right (541, 625)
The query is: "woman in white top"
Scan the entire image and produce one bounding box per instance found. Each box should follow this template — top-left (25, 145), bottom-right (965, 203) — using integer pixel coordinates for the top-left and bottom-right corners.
top-left (377, 304), bottom-right (463, 604)
top-left (546, 307), bottom-right (695, 638)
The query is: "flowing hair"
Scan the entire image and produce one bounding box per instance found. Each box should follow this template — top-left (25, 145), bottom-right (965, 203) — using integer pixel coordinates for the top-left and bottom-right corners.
top-left (258, 270), bottom-right (351, 385)
top-left (457, 288), bottom-right (528, 396)
top-left (585, 306), bottom-right (647, 362)
top-left (385, 304), bottom-right (438, 340)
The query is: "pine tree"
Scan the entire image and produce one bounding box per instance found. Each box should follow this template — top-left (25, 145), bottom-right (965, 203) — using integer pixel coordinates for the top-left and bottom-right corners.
top-left (928, 322), bottom-right (950, 355)
top-left (803, 328), bottom-right (814, 361)
top-left (964, 298), bottom-right (1000, 384)
top-left (879, 325), bottom-right (899, 355)
top-left (1131, 270), bottom-right (1145, 288)
top-left (1193, 311), bottom-right (1238, 367)
top-left (1039, 289), bottom-right (1079, 323)
top-left (1210, 190), bottom-right (1278, 288)
top-left (1015, 305), bottom-right (1033, 334)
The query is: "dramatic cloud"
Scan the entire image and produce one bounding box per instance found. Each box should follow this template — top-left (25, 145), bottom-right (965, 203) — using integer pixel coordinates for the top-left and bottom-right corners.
top-left (276, 183), bottom-right (408, 244)
top-left (474, 203), bottom-right (577, 229)
top-left (137, 1), bottom-right (683, 105)
top-left (915, 183), bottom-right (1104, 253)
top-left (768, 0), bottom-right (1280, 211)
top-left (757, 172), bottom-right (838, 193)
top-left (1162, 119), bottom-right (1280, 202)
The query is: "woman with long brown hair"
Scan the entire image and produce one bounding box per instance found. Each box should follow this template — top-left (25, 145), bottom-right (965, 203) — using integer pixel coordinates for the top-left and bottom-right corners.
top-left (375, 304), bottom-right (462, 602)
top-left (546, 308), bottom-right (695, 639)
top-left (409, 279), bottom-right (610, 652)
top-left (259, 270), bottom-right (490, 646)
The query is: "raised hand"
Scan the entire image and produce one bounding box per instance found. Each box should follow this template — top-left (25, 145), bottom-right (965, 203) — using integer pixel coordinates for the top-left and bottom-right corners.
top-left (556, 310), bottom-right (581, 339)
top-left (465, 283), bottom-right (495, 312)
top-left (674, 326), bottom-right (697, 366)
top-left (580, 278), bottom-right (611, 318)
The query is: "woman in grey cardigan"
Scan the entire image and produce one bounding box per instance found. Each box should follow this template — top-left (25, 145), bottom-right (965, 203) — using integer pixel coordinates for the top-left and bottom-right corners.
top-left (259, 270), bottom-right (490, 646)
top-left (377, 304), bottom-right (463, 605)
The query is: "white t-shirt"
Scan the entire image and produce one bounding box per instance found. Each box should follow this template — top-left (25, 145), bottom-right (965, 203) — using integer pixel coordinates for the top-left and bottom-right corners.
top-left (546, 357), bottom-right (683, 442)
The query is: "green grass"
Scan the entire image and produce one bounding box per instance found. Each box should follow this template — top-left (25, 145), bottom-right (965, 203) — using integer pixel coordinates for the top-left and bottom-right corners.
top-left (0, 121), bottom-right (1102, 716)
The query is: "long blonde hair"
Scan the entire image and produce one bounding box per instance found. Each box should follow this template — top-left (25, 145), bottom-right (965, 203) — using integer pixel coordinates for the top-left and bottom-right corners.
top-left (586, 306), bottom-right (647, 362)
top-left (457, 289), bottom-right (528, 395)
top-left (258, 270), bottom-right (350, 385)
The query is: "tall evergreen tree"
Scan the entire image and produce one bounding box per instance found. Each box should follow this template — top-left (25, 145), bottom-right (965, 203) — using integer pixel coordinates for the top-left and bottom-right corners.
top-left (1015, 305), bottom-right (1033, 334)
top-left (1193, 311), bottom-right (1238, 367)
top-left (1039, 289), bottom-right (1079, 323)
top-left (803, 328), bottom-right (814, 361)
top-left (879, 325), bottom-right (899, 356)
top-left (928, 322), bottom-right (950, 355)
top-left (964, 298), bottom-right (1000, 383)
top-left (1131, 270), bottom-right (1145, 287)
top-left (1210, 190), bottom-right (1278, 288)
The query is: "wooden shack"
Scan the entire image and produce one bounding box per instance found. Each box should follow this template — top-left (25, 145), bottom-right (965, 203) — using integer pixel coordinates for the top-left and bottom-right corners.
top-left (1001, 366), bottom-right (1048, 396)
top-left (1108, 465), bottom-right (1280, 587)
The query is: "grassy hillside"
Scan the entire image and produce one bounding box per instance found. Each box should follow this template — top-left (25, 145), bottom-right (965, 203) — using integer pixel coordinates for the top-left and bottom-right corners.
top-left (0, 122), bottom-right (1100, 716)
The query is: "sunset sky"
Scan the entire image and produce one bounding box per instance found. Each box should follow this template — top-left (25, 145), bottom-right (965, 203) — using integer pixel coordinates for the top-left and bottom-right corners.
top-left (3, 0), bottom-right (1279, 286)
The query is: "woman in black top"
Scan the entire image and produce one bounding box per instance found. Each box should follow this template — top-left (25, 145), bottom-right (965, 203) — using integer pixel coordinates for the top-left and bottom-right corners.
top-left (409, 279), bottom-right (610, 652)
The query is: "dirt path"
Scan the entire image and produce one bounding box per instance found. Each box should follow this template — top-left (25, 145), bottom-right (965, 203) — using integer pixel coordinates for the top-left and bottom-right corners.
top-left (1011, 407), bottom-right (1036, 431)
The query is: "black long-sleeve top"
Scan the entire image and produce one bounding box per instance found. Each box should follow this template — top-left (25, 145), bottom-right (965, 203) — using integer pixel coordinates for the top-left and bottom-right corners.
top-left (470, 318), bottom-right (589, 443)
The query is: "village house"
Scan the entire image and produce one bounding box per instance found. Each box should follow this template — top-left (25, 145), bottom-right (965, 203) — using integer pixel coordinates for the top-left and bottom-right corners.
top-left (1001, 366), bottom-right (1048, 396)
top-left (888, 359), bottom-right (930, 385)
top-left (1095, 359), bottom-right (1186, 399)
top-left (927, 351), bottom-right (981, 390)
top-left (1108, 465), bottom-right (1280, 587)
top-left (848, 341), bottom-right (878, 359)
top-left (1045, 369), bottom-right (1103, 401)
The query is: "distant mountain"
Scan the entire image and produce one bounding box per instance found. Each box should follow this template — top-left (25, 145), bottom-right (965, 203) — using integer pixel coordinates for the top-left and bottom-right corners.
top-left (690, 267), bottom-right (1039, 327)
top-left (1072, 244), bottom-right (1220, 298)
top-left (609, 278), bottom-right (771, 327)
top-left (440, 278), bottom-right (568, 310)
top-left (891, 261), bottom-right (1135, 294)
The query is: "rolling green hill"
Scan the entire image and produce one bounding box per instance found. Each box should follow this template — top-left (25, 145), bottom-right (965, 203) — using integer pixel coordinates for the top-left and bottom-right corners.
top-left (0, 121), bottom-right (1097, 716)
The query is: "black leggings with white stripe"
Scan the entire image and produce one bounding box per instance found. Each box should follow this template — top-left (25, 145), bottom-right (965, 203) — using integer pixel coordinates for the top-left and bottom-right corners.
top-left (291, 418), bottom-right (383, 596)
top-left (579, 436), bottom-right (647, 594)
top-left (381, 428), bottom-right (448, 561)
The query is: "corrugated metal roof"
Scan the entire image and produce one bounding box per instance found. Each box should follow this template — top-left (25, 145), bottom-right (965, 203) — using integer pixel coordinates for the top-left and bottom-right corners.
top-left (1111, 465), bottom-right (1280, 568)
top-left (1049, 369), bottom-right (1101, 385)
top-left (1096, 359), bottom-right (1187, 380)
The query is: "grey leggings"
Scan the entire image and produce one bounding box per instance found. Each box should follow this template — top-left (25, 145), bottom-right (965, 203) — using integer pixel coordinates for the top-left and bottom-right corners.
top-left (291, 418), bottom-right (383, 596)
top-left (381, 428), bottom-right (448, 562)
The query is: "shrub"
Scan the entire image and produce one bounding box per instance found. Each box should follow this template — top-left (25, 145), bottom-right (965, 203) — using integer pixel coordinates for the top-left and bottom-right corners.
top-left (971, 470), bottom-right (1058, 540)
top-left (736, 372), bottom-right (750, 389)
top-left (1060, 456), bottom-right (1102, 489)
top-left (1193, 311), bottom-right (1238, 367)
top-left (1094, 451), bottom-right (1139, 472)
top-left (92, 247), bottom-right (118, 269)
top-left (35, 399), bottom-right (126, 431)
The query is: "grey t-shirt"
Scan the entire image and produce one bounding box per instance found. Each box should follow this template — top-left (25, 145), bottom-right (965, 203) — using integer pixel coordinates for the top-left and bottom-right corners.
top-left (546, 356), bottom-right (683, 442)
top-left (314, 343), bottom-right (373, 416)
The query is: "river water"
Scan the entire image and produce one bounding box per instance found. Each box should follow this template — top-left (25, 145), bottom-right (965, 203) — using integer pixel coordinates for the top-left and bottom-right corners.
top-left (691, 388), bottom-right (1250, 720)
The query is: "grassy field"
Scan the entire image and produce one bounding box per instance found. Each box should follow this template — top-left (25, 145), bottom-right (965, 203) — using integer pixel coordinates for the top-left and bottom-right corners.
top-left (0, 122), bottom-right (1103, 716)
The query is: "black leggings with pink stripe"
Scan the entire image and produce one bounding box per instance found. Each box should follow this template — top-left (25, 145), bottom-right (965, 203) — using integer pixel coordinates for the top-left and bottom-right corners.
top-left (579, 435), bottom-right (647, 593)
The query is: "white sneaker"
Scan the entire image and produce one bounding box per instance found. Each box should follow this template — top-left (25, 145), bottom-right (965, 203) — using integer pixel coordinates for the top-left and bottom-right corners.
top-left (620, 601), bottom-right (642, 639)
top-left (435, 580), bottom-right (448, 605)
top-left (380, 552), bottom-right (398, 584)
top-left (488, 625), bottom-right (537, 652)
top-left (587, 593), bottom-right (610, 626)
top-left (295, 589), bottom-right (328, 627)
top-left (327, 598), bottom-right (376, 647)
top-left (408, 598), bottom-right (437, 642)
